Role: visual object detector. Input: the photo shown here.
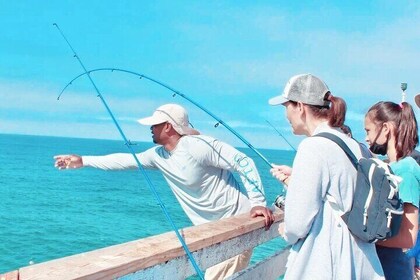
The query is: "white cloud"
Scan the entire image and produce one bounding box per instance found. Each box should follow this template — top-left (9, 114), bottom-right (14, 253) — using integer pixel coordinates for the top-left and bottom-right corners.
top-left (173, 4), bottom-right (420, 105)
top-left (2, 2), bottom-right (420, 150)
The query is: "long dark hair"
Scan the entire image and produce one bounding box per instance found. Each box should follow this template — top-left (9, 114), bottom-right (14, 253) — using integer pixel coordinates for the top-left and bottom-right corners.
top-left (307, 92), bottom-right (347, 128)
top-left (366, 101), bottom-right (418, 160)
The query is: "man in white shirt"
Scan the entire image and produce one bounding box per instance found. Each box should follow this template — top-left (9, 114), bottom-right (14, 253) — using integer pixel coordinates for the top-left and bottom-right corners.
top-left (54, 103), bottom-right (274, 280)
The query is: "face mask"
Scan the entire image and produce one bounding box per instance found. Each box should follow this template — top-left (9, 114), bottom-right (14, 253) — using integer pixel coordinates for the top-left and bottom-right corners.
top-left (369, 124), bottom-right (388, 155)
top-left (369, 142), bottom-right (388, 155)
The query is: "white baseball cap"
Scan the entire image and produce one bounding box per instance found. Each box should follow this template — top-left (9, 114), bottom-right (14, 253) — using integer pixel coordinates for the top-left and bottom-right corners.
top-left (269, 73), bottom-right (331, 107)
top-left (137, 104), bottom-right (200, 135)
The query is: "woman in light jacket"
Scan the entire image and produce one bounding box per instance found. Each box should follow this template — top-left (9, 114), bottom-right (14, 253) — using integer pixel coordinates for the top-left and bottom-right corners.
top-left (269, 73), bottom-right (384, 280)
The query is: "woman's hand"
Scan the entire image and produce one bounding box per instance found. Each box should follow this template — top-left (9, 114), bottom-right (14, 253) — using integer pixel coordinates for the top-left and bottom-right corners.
top-left (270, 164), bottom-right (292, 187)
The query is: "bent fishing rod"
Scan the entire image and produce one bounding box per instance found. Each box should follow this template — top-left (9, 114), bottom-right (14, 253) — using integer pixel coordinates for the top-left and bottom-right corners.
top-left (53, 23), bottom-right (204, 279)
top-left (58, 68), bottom-right (273, 168)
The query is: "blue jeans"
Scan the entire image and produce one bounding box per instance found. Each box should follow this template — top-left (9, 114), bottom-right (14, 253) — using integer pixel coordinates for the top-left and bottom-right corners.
top-left (376, 246), bottom-right (414, 280)
top-left (406, 230), bottom-right (420, 267)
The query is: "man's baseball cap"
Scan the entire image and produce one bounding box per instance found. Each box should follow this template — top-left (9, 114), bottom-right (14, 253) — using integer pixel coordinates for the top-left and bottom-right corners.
top-left (138, 104), bottom-right (200, 135)
top-left (415, 94), bottom-right (420, 108)
top-left (269, 73), bottom-right (331, 107)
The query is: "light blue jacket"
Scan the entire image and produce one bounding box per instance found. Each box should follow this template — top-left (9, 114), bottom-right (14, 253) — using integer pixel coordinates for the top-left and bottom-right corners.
top-left (283, 122), bottom-right (384, 280)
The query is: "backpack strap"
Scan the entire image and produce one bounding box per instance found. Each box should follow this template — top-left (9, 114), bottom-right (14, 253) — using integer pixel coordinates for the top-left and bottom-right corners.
top-left (359, 143), bottom-right (373, 159)
top-left (315, 132), bottom-right (358, 228)
top-left (370, 158), bottom-right (403, 193)
top-left (315, 132), bottom-right (358, 169)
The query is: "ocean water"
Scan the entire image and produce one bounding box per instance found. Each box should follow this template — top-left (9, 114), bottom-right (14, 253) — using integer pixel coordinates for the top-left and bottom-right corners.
top-left (0, 133), bottom-right (295, 274)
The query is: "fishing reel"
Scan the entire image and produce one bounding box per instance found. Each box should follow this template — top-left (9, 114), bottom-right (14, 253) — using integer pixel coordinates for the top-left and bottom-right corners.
top-left (274, 193), bottom-right (286, 210)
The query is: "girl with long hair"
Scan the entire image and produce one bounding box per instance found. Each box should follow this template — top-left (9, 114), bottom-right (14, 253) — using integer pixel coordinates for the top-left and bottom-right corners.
top-left (365, 101), bottom-right (420, 280)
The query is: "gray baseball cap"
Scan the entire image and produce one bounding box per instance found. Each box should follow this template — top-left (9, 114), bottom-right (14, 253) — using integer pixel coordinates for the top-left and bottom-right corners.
top-left (415, 94), bottom-right (420, 108)
top-left (269, 73), bottom-right (331, 107)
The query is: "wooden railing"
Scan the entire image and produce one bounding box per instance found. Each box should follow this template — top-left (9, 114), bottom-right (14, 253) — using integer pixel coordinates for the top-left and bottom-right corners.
top-left (0, 209), bottom-right (288, 280)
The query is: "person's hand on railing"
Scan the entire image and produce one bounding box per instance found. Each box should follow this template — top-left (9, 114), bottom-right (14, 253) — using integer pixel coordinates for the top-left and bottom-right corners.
top-left (250, 206), bottom-right (275, 230)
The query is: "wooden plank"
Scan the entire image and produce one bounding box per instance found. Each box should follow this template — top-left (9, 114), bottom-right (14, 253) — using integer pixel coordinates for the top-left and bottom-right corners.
top-left (117, 220), bottom-right (284, 279)
top-left (0, 270), bottom-right (19, 280)
top-left (17, 209), bottom-right (284, 280)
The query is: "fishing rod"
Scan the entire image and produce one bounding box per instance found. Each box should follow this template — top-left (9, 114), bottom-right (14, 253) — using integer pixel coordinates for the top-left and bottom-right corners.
top-left (58, 67), bottom-right (274, 168)
top-left (53, 23), bottom-right (204, 279)
top-left (264, 120), bottom-right (294, 209)
top-left (265, 120), bottom-right (296, 152)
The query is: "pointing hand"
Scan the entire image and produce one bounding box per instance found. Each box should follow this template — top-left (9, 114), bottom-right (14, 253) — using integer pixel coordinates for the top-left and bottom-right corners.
top-left (54, 155), bottom-right (83, 170)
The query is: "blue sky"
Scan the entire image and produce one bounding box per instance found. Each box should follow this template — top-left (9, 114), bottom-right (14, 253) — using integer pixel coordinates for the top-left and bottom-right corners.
top-left (1, 1), bottom-right (419, 150)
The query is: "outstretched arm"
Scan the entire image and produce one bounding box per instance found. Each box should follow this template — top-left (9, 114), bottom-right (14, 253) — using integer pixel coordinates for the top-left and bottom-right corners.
top-left (54, 153), bottom-right (152, 170)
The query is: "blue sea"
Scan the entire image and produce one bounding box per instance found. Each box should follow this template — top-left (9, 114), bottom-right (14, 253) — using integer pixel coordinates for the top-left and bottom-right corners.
top-left (0, 133), bottom-right (295, 274)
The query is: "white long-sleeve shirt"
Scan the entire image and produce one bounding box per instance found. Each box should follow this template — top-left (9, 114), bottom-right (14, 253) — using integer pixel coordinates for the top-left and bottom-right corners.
top-left (283, 122), bottom-right (384, 280)
top-left (83, 135), bottom-right (266, 225)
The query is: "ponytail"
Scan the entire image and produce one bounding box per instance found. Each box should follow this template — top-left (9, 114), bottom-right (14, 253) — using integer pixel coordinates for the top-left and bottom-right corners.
top-left (306, 92), bottom-right (347, 128)
top-left (396, 102), bottom-right (418, 159)
top-left (327, 94), bottom-right (346, 128)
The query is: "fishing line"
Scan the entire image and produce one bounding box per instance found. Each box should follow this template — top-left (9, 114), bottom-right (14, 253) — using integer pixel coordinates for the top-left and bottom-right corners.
top-left (265, 120), bottom-right (297, 152)
top-left (53, 23), bottom-right (204, 279)
top-left (58, 67), bottom-right (273, 168)
top-left (265, 120), bottom-right (294, 210)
